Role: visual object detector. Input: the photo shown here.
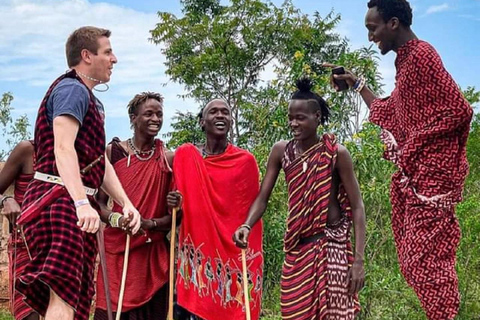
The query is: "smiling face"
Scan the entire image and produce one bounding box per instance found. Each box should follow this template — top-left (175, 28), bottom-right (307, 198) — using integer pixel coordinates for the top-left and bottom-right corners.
top-left (200, 100), bottom-right (232, 138)
top-left (288, 99), bottom-right (321, 141)
top-left (88, 36), bottom-right (117, 82)
top-left (130, 98), bottom-right (163, 138)
top-left (365, 6), bottom-right (399, 55)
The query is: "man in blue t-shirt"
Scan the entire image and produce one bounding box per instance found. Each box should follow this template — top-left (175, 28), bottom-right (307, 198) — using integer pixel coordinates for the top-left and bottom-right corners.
top-left (17, 26), bottom-right (142, 320)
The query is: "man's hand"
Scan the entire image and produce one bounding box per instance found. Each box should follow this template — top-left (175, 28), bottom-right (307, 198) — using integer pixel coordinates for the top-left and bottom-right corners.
top-left (322, 63), bottom-right (358, 91)
top-left (1, 198), bottom-right (21, 224)
top-left (233, 225), bottom-right (250, 249)
top-left (77, 204), bottom-right (100, 233)
top-left (167, 191), bottom-right (183, 209)
top-left (347, 259), bottom-right (365, 295)
top-left (122, 203), bottom-right (141, 234)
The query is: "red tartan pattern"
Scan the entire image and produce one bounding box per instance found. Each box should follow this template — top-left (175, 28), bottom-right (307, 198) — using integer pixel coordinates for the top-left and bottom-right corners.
top-left (8, 172), bottom-right (35, 320)
top-left (16, 70), bottom-right (106, 320)
top-left (369, 40), bottom-right (472, 319)
top-left (280, 134), bottom-right (359, 319)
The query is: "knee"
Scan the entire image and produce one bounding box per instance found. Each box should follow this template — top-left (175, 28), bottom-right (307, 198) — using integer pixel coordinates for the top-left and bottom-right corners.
top-left (47, 290), bottom-right (74, 320)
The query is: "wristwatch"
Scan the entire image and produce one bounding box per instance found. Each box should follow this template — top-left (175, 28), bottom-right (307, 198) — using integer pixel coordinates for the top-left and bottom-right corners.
top-left (0, 195), bottom-right (13, 209)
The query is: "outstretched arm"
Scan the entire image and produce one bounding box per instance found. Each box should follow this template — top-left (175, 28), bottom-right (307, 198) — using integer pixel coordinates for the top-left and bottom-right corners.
top-left (101, 155), bottom-right (141, 234)
top-left (336, 144), bottom-right (366, 295)
top-left (233, 141), bottom-right (285, 248)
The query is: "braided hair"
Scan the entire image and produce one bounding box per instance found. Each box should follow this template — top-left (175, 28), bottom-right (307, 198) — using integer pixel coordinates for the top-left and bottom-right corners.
top-left (127, 92), bottom-right (164, 116)
top-left (291, 77), bottom-right (330, 125)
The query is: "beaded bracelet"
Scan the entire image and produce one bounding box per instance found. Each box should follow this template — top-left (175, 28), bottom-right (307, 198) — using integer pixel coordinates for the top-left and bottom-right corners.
top-left (108, 212), bottom-right (123, 228)
top-left (352, 77), bottom-right (366, 93)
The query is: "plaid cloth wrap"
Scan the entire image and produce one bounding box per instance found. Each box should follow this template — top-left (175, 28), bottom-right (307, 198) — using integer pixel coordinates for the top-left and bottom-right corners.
top-left (16, 69), bottom-right (106, 320)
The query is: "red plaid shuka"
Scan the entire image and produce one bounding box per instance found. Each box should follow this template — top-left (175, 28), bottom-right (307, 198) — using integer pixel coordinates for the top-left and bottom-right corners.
top-left (8, 164), bottom-right (35, 320)
top-left (16, 69), bottom-right (106, 320)
top-left (369, 39), bottom-right (473, 320)
top-left (280, 134), bottom-right (359, 320)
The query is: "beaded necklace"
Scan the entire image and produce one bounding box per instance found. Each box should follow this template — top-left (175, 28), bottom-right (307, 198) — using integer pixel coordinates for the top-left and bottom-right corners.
top-left (127, 138), bottom-right (155, 166)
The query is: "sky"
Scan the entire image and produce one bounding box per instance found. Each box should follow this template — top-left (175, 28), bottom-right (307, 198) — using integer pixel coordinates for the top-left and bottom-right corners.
top-left (0, 0), bottom-right (479, 150)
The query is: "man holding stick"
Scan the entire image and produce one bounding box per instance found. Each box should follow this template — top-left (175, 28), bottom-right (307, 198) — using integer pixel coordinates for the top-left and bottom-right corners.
top-left (323, 0), bottom-right (473, 318)
top-left (16, 26), bottom-right (141, 320)
top-left (172, 99), bottom-right (263, 320)
top-left (94, 92), bottom-right (181, 320)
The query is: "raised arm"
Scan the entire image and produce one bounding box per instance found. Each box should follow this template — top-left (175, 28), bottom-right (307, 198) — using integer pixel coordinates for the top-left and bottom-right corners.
top-left (336, 144), bottom-right (366, 295)
top-left (233, 141), bottom-right (285, 248)
top-left (322, 63), bottom-right (377, 108)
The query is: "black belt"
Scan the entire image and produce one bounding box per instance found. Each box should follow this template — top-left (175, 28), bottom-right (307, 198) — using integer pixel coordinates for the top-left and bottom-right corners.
top-left (299, 232), bottom-right (325, 244)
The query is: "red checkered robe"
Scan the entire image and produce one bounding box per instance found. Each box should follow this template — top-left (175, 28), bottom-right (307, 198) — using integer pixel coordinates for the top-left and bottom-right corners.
top-left (16, 69), bottom-right (106, 320)
top-left (280, 134), bottom-right (360, 320)
top-left (369, 39), bottom-right (473, 320)
top-left (8, 158), bottom-right (35, 320)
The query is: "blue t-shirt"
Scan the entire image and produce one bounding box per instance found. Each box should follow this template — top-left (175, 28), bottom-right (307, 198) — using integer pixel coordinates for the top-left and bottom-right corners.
top-left (46, 78), bottom-right (105, 125)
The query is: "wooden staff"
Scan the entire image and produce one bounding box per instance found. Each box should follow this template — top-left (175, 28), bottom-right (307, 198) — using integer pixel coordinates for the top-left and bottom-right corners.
top-left (241, 248), bottom-right (251, 320)
top-left (97, 225), bottom-right (113, 320)
top-left (167, 207), bottom-right (178, 320)
top-left (116, 234), bottom-right (131, 320)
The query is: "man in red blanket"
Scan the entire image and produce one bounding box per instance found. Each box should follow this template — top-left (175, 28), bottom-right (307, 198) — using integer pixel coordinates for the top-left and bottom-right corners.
top-left (173, 99), bottom-right (263, 320)
top-left (94, 92), bottom-right (179, 320)
top-left (324, 1), bottom-right (473, 319)
top-left (0, 141), bottom-right (39, 320)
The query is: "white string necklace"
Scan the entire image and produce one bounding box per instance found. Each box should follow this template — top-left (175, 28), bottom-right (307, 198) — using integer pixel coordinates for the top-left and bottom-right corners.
top-left (76, 71), bottom-right (109, 92)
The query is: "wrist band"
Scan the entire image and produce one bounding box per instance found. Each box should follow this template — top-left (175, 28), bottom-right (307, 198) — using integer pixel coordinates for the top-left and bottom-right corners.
top-left (152, 219), bottom-right (157, 229)
top-left (74, 198), bottom-right (90, 208)
top-left (0, 195), bottom-right (13, 208)
top-left (108, 212), bottom-right (123, 228)
top-left (352, 76), bottom-right (366, 93)
top-left (240, 223), bottom-right (251, 231)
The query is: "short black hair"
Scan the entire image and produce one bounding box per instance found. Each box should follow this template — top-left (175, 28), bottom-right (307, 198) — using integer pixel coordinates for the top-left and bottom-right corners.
top-left (291, 77), bottom-right (330, 125)
top-left (367, 0), bottom-right (413, 27)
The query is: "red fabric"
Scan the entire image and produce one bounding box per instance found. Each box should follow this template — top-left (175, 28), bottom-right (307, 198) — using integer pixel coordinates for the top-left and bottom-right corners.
top-left (8, 173), bottom-right (35, 320)
top-left (17, 70), bottom-right (105, 320)
top-left (280, 134), bottom-right (359, 319)
top-left (369, 40), bottom-right (473, 319)
top-left (173, 143), bottom-right (263, 320)
top-left (96, 139), bottom-right (171, 312)
top-left (13, 173), bottom-right (33, 205)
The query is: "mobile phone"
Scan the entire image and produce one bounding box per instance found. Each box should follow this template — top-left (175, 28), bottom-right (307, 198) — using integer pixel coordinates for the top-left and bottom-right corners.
top-left (332, 66), bottom-right (349, 91)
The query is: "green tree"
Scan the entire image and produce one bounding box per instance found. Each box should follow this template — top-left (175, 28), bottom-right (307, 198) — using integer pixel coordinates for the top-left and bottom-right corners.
top-left (151, 0), bottom-right (383, 145)
top-left (0, 92), bottom-right (31, 161)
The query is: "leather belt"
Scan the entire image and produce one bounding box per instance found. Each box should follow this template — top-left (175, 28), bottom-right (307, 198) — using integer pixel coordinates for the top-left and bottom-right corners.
top-left (299, 232), bottom-right (325, 244)
top-left (34, 172), bottom-right (98, 196)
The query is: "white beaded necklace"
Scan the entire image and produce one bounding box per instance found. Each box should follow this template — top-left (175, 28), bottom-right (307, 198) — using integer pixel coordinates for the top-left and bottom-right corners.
top-left (76, 71), bottom-right (109, 92)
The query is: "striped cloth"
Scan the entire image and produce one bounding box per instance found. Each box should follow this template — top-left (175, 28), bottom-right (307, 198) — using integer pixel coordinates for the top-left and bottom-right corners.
top-left (280, 134), bottom-right (359, 319)
top-left (8, 171), bottom-right (35, 320)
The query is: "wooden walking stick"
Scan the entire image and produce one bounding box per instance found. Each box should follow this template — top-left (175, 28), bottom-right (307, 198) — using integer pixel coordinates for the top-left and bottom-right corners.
top-left (167, 207), bottom-right (178, 320)
top-left (241, 248), bottom-right (251, 320)
top-left (116, 234), bottom-right (131, 320)
top-left (97, 225), bottom-right (114, 320)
